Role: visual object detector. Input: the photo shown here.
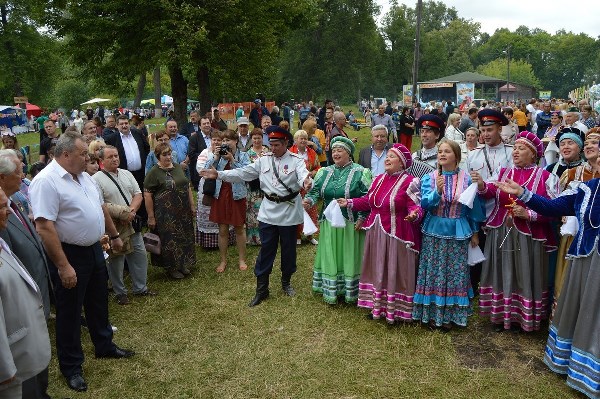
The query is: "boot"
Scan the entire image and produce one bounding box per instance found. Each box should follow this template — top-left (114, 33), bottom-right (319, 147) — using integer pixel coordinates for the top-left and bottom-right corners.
top-left (281, 275), bottom-right (296, 297)
top-left (248, 275), bottom-right (270, 307)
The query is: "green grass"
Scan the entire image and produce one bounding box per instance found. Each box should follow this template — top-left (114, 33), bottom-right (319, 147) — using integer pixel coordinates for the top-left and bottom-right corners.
top-left (45, 244), bottom-right (577, 398)
top-left (18, 116), bottom-right (576, 398)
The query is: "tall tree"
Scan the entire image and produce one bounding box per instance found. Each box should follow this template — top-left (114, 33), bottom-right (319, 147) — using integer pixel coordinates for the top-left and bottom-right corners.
top-left (476, 58), bottom-right (541, 88)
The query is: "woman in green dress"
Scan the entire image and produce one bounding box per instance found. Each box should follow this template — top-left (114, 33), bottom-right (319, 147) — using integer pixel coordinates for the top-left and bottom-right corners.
top-left (144, 142), bottom-right (196, 279)
top-left (304, 136), bottom-right (372, 304)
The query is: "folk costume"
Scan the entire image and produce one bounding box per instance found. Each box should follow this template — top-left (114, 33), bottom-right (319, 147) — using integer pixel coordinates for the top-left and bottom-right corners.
top-left (305, 137), bottom-right (372, 304)
top-left (347, 144), bottom-right (423, 323)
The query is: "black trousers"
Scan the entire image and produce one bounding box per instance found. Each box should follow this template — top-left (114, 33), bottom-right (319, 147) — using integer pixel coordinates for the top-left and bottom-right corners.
top-left (22, 367), bottom-right (50, 399)
top-left (470, 227), bottom-right (487, 295)
top-left (50, 242), bottom-right (115, 378)
top-left (255, 222), bottom-right (298, 279)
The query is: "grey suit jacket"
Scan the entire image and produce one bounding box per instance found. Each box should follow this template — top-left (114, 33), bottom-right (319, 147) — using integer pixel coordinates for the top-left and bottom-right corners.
top-left (358, 144), bottom-right (392, 171)
top-left (0, 205), bottom-right (51, 319)
top-left (0, 247), bottom-right (51, 391)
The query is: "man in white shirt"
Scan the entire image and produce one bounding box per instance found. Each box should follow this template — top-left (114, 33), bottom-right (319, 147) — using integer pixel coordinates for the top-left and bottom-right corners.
top-left (30, 132), bottom-right (134, 392)
top-left (201, 126), bottom-right (312, 307)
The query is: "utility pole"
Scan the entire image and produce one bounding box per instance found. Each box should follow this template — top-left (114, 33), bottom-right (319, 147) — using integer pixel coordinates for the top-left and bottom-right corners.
top-left (506, 45), bottom-right (511, 102)
top-left (411, 0), bottom-right (422, 105)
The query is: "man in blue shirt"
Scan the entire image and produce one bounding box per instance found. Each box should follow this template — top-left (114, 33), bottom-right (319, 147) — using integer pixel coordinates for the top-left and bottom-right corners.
top-left (535, 102), bottom-right (553, 138)
top-left (298, 102), bottom-right (311, 129)
top-left (357, 125), bottom-right (391, 176)
top-left (166, 120), bottom-right (190, 177)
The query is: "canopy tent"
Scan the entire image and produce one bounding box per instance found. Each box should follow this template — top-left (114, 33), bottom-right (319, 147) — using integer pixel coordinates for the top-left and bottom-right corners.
top-left (141, 98), bottom-right (156, 105)
top-left (1, 105), bottom-right (28, 129)
top-left (161, 95), bottom-right (173, 105)
top-left (187, 99), bottom-right (199, 103)
top-left (80, 98), bottom-right (111, 105)
top-left (14, 102), bottom-right (42, 118)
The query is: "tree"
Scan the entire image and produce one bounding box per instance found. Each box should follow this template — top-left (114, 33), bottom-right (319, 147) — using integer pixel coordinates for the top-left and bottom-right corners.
top-left (476, 58), bottom-right (540, 88)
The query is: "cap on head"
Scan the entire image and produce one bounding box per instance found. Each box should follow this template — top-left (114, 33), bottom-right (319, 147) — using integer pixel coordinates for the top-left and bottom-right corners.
top-left (417, 114), bottom-right (445, 132)
top-left (266, 125), bottom-right (293, 143)
top-left (388, 143), bottom-right (412, 169)
top-left (330, 136), bottom-right (355, 155)
top-left (237, 116), bottom-right (249, 126)
top-left (478, 109), bottom-right (509, 126)
top-left (557, 127), bottom-right (585, 149)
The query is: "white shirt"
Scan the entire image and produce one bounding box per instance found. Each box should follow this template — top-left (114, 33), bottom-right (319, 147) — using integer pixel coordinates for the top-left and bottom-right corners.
top-left (218, 151), bottom-right (310, 226)
top-left (467, 142), bottom-right (514, 181)
top-left (370, 147), bottom-right (387, 176)
top-left (30, 160), bottom-right (105, 246)
top-left (201, 132), bottom-right (212, 149)
top-left (120, 131), bottom-right (142, 171)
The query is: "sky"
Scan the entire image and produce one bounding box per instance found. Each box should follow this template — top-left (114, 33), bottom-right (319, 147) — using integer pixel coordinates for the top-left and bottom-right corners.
top-left (375, 0), bottom-right (600, 38)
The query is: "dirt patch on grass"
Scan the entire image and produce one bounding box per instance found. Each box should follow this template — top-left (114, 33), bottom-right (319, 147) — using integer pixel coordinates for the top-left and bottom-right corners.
top-left (452, 317), bottom-right (551, 374)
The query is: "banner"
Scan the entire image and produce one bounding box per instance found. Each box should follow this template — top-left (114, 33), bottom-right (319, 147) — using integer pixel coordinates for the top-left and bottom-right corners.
top-left (402, 85), bottom-right (413, 106)
top-left (539, 91), bottom-right (551, 100)
top-left (420, 82), bottom-right (453, 89)
top-left (456, 83), bottom-right (475, 105)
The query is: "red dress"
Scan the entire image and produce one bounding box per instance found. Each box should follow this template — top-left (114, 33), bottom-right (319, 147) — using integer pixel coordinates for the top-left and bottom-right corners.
top-left (209, 165), bottom-right (247, 226)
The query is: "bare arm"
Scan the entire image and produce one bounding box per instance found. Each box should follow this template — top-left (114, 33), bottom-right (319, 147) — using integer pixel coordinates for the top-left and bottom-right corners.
top-left (102, 205), bottom-right (123, 251)
top-left (130, 193), bottom-right (143, 213)
top-left (144, 191), bottom-right (156, 228)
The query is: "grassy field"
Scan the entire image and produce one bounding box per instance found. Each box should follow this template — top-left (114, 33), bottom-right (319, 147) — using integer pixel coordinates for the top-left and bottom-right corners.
top-left (14, 118), bottom-right (578, 398)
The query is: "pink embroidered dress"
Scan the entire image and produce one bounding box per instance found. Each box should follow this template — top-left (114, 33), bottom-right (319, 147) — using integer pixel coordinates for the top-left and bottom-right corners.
top-left (478, 165), bottom-right (560, 332)
top-left (348, 171), bottom-right (423, 323)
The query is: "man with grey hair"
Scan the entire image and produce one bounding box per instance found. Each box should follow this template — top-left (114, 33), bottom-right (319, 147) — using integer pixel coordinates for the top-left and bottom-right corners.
top-left (564, 108), bottom-right (589, 134)
top-left (371, 104), bottom-right (397, 142)
top-left (30, 131), bottom-right (134, 392)
top-left (0, 149), bottom-right (52, 398)
top-left (93, 145), bottom-right (156, 306)
top-left (358, 125), bottom-right (391, 176)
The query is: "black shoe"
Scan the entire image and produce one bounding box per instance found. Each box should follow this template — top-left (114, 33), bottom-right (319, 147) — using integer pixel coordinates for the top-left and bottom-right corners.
top-left (248, 275), bottom-right (270, 307)
top-left (282, 284), bottom-right (296, 297)
top-left (281, 275), bottom-right (295, 297)
top-left (96, 345), bottom-right (135, 359)
top-left (366, 313), bottom-right (375, 320)
top-left (66, 373), bottom-right (87, 392)
top-left (493, 324), bottom-right (504, 333)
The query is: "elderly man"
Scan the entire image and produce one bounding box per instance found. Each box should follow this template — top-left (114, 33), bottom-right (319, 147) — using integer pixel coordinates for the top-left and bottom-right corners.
top-left (0, 187), bottom-right (51, 399)
top-left (358, 125), bottom-right (392, 176)
top-left (188, 115), bottom-right (213, 190)
top-left (200, 126), bottom-right (312, 307)
top-left (166, 120), bottom-right (190, 174)
top-left (39, 119), bottom-right (60, 163)
top-left (82, 120), bottom-right (103, 145)
top-left (94, 146), bottom-right (156, 305)
top-left (371, 104), bottom-right (397, 142)
top-left (237, 117), bottom-right (251, 151)
top-left (30, 132), bottom-right (134, 392)
top-left (0, 151), bottom-right (52, 399)
top-left (564, 107), bottom-right (589, 134)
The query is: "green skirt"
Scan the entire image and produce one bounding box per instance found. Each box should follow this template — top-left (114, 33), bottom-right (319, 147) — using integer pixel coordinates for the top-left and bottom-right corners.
top-left (312, 219), bottom-right (365, 304)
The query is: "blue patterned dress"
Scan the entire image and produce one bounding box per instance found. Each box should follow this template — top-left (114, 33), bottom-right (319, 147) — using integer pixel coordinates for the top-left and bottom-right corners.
top-left (412, 170), bottom-right (485, 327)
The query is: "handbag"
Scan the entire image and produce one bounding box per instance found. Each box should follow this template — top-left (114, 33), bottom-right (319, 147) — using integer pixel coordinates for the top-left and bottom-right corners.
top-left (143, 232), bottom-right (161, 255)
top-left (101, 170), bottom-right (143, 232)
top-left (203, 178), bottom-right (216, 196)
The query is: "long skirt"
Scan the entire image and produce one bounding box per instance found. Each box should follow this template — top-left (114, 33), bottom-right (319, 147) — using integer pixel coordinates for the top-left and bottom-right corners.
top-left (544, 250), bottom-right (600, 399)
top-left (412, 234), bottom-right (473, 327)
top-left (552, 234), bottom-right (574, 315)
top-left (152, 187), bottom-right (196, 271)
top-left (246, 189), bottom-right (263, 245)
top-left (312, 219), bottom-right (365, 304)
top-left (358, 225), bottom-right (417, 323)
top-left (479, 225), bottom-right (550, 332)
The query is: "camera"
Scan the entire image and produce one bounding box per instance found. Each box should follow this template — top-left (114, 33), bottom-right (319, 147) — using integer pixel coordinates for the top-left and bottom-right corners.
top-left (219, 144), bottom-right (231, 156)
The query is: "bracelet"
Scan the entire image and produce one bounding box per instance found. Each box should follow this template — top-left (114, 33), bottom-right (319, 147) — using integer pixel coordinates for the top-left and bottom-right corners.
top-left (109, 234), bottom-right (120, 240)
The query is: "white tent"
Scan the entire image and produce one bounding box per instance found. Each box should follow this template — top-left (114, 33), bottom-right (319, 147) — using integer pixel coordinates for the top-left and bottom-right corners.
top-left (80, 98), bottom-right (111, 105)
top-left (161, 95), bottom-right (173, 105)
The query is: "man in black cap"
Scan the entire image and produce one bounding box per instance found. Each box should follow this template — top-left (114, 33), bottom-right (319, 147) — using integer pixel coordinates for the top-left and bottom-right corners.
top-left (410, 115), bottom-right (444, 178)
top-left (468, 108), bottom-right (513, 296)
top-left (200, 126), bottom-right (312, 306)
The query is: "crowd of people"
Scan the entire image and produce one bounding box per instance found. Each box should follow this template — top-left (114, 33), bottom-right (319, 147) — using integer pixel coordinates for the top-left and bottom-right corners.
top-left (0, 95), bottom-right (599, 399)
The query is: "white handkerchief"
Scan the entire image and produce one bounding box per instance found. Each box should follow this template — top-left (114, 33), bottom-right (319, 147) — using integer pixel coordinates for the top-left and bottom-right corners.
top-left (302, 209), bottom-right (318, 235)
top-left (560, 216), bottom-right (579, 237)
top-left (323, 200), bottom-right (346, 228)
top-left (468, 245), bottom-right (486, 266)
top-left (459, 183), bottom-right (479, 209)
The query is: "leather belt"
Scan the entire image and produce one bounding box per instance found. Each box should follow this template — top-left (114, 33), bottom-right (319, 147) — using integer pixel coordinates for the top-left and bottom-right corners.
top-left (263, 191), bottom-right (299, 203)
